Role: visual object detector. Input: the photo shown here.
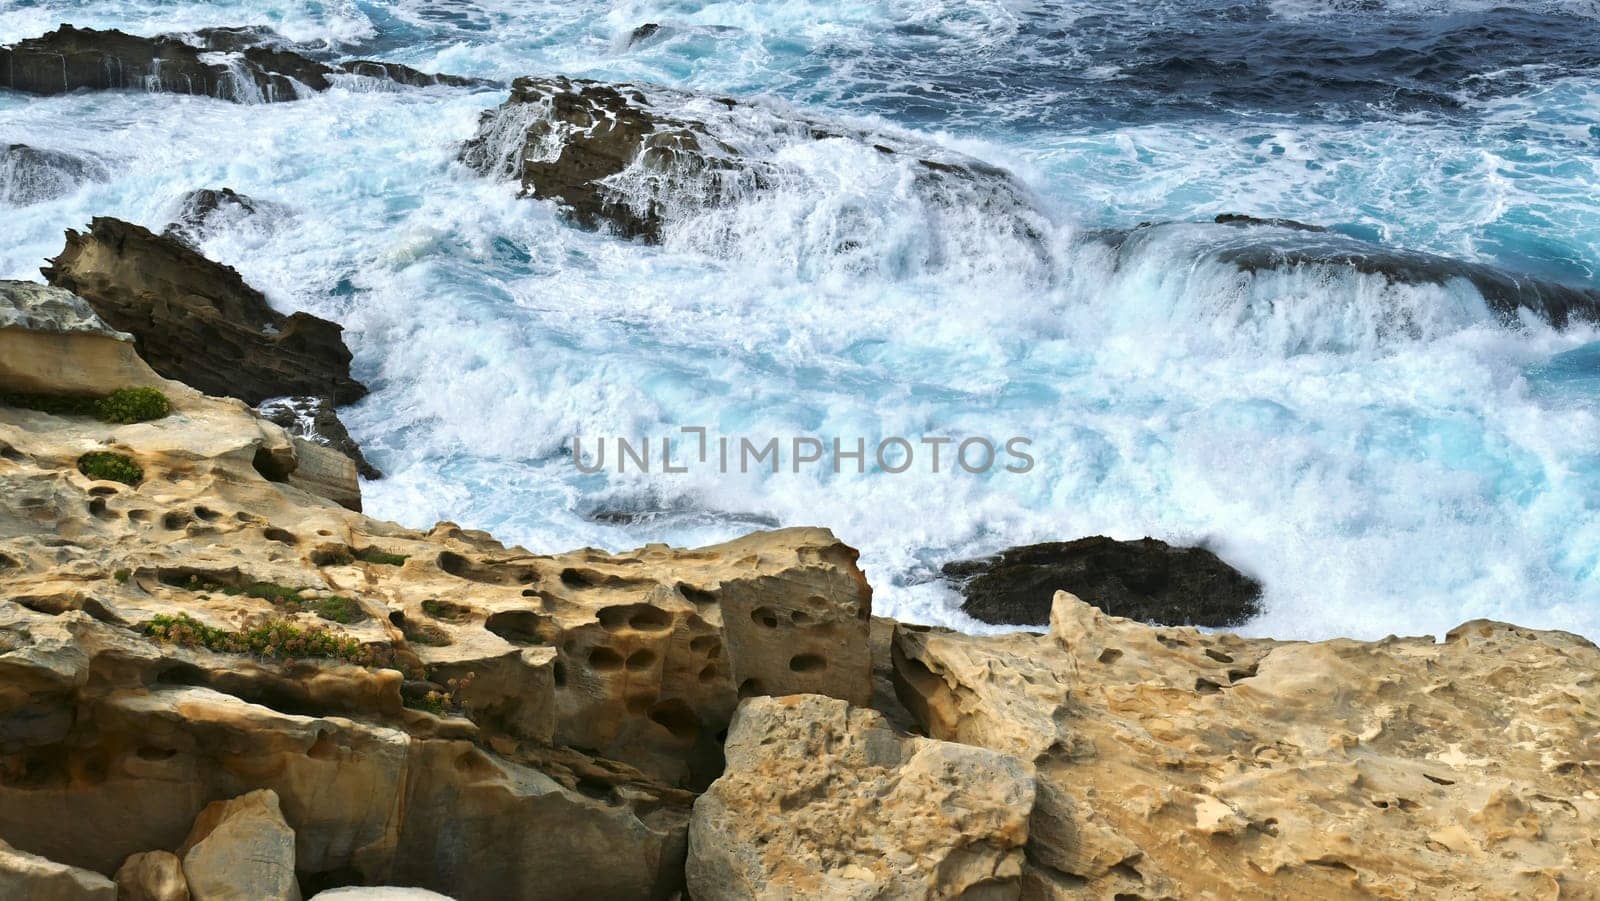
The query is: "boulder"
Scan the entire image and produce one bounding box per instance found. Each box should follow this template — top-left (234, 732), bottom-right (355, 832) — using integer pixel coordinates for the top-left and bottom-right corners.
top-left (1, 143), bottom-right (107, 205)
top-left (0, 839), bottom-right (116, 900)
top-left (260, 396), bottom-right (383, 480)
top-left (114, 851), bottom-right (190, 901)
top-left (944, 536), bottom-right (1262, 627)
top-left (687, 694), bottom-right (1034, 900)
top-left (164, 188), bottom-right (264, 247)
top-left (43, 217), bottom-right (366, 406)
top-left (179, 790), bottom-right (301, 901)
top-left (0, 26), bottom-right (489, 103)
top-left (460, 76), bottom-right (1047, 255)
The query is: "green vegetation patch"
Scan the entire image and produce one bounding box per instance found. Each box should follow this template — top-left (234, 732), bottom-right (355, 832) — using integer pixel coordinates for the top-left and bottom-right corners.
top-left (77, 451), bottom-right (143, 485)
top-left (174, 575), bottom-right (363, 623)
top-left (356, 547), bottom-right (410, 567)
top-left (2, 386), bottom-right (171, 424)
top-left (145, 612), bottom-right (413, 673)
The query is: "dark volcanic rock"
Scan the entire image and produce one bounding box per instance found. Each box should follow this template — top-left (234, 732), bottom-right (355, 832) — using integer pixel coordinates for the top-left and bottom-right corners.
top-left (163, 187), bottom-right (262, 246)
top-left (944, 537), bottom-right (1263, 628)
top-left (41, 216), bottom-right (366, 406)
top-left (1213, 213), bottom-right (1327, 233)
top-left (259, 395), bottom-right (383, 480)
top-left (0, 25), bottom-right (489, 103)
top-left (0, 143), bottom-right (107, 205)
top-left (461, 76), bottom-right (1047, 250)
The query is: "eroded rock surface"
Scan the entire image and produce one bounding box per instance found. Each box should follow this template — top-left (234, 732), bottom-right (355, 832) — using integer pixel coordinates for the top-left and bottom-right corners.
top-left (0, 26), bottom-right (487, 103)
top-left (944, 536), bottom-right (1262, 627)
top-left (893, 592), bottom-right (1600, 898)
top-left (688, 694), bottom-right (1033, 900)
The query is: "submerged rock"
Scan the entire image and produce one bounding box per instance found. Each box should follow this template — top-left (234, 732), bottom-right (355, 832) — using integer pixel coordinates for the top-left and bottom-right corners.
top-left (0, 25), bottom-right (489, 103)
top-left (461, 75), bottom-right (1048, 257)
top-left (944, 536), bottom-right (1262, 628)
top-left (163, 187), bottom-right (264, 247)
top-left (42, 217), bottom-right (365, 406)
top-left (0, 143), bottom-right (108, 205)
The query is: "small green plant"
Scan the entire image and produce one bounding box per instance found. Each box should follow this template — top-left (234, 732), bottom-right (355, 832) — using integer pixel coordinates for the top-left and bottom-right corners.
top-left (356, 548), bottom-right (409, 567)
top-left (313, 595), bottom-right (359, 624)
top-left (2, 387), bottom-right (171, 424)
top-left (144, 612), bottom-right (417, 674)
top-left (176, 577), bottom-right (361, 623)
top-left (77, 451), bottom-right (143, 485)
top-left (93, 387), bottom-right (172, 424)
top-left (113, 568), bottom-right (131, 584)
top-left (405, 671), bottom-right (476, 716)
top-left (421, 599), bottom-right (470, 622)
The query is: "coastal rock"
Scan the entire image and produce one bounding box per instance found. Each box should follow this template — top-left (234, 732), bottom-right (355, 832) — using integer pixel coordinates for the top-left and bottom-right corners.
top-left (0, 26), bottom-right (488, 103)
top-left (164, 188), bottom-right (263, 247)
top-left (461, 76), bottom-right (1047, 254)
top-left (943, 536), bottom-right (1262, 627)
top-left (893, 591), bottom-right (1600, 898)
top-left (0, 279), bottom-right (184, 398)
top-left (43, 217), bottom-right (366, 406)
top-left (113, 851), bottom-right (189, 901)
top-left (687, 694), bottom-right (1034, 900)
top-left (179, 790), bottom-right (301, 901)
top-left (0, 839), bottom-right (116, 900)
top-left (260, 396), bottom-right (383, 480)
top-left (1, 144), bottom-right (107, 205)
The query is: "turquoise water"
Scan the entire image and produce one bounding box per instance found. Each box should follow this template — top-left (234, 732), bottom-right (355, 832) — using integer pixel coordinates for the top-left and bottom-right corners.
top-left (2, 0), bottom-right (1598, 638)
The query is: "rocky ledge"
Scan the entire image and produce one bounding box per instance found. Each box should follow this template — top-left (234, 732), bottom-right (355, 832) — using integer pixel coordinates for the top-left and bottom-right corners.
top-left (460, 75), bottom-right (1048, 250)
top-left (0, 25), bottom-right (491, 103)
top-left (2, 284), bottom-right (1598, 899)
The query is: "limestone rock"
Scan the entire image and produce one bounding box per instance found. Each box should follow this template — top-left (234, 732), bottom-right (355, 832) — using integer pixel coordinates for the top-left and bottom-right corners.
top-left (0, 280), bottom-right (183, 399)
top-left (943, 536), bottom-right (1261, 627)
top-left (260, 396), bottom-right (383, 480)
top-left (0, 838), bottom-right (116, 900)
top-left (688, 694), bottom-right (1034, 900)
top-left (179, 790), bottom-right (300, 901)
top-left (43, 217), bottom-right (366, 406)
top-left (894, 591), bottom-right (1600, 898)
top-left (0, 26), bottom-right (489, 103)
top-left (114, 850), bottom-right (189, 901)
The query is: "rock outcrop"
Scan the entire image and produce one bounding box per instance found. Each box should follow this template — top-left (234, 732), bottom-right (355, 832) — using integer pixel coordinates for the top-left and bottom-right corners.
top-left (0, 838), bottom-right (116, 900)
top-left (113, 851), bottom-right (189, 901)
top-left (259, 396), bottom-right (383, 481)
top-left (43, 218), bottom-right (365, 406)
top-left (944, 536), bottom-right (1262, 627)
top-left (1, 143), bottom-right (107, 206)
top-left (688, 694), bottom-right (1033, 900)
top-left (0, 26), bottom-right (487, 103)
top-left (461, 76), bottom-right (1047, 252)
top-left (893, 592), bottom-right (1600, 898)
top-left (163, 188), bottom-right (264, 248)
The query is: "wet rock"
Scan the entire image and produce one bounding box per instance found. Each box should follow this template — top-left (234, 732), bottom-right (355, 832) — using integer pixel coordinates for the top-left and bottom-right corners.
top-left (944, 536), bottom-right (1262, 627)
top-left (259, 396), bottom-right (383, 480)
top-left (164, 188), bottom-right (263, 247)
top-left (461, 76), bottom-right (1047, 252)
top-left (42, 217), bottom-right (366, 406)
top-left (1, 144), bottom-right (107, 205)
top-left (627, 23), bottom-right (664, 47)
top-left (687, 694), bottom-right (1033, 900)
top-left (1213, 212), bottom-right (1327, 232)
top-left (0, 25), bottom-right (490, 103)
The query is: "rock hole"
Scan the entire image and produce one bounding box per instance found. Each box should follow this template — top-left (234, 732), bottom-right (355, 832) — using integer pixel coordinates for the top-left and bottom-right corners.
top-left (698, 665), bottom-right (720, 683)
top-left (161, 511), bottom-right (193, 530)
top-left (127, 509), bottom-right (152, 523)
top-left (1204, 648), bottom-right (1234, 663)
top-left (788, 653), bottom-right (827, 673)
top-left (311, 545), bottom-right (355, 567)
top-left (750, 606), bottom-right (781, 629)
top-left (1194, 678), bottom-right (1223, 694)
top-left (307, 731), bottom-right (339, 760)
top-left (625, 649), bottom-right (657, 671)
top-left (1097, 648), bottom-right (1123, 664)
top-left (192, 506), bottom-right (221, 521)
top-left (1228, 664), bottom-right (1259, 683)
top-left (87, 497), bottom-right (109, 517)
top-left (677, 583), bottom-right (717, 605)
top-left (588, 647), bottom-right (625, 671)
top-left (648, 700), bottom-right (701, 740)
top-left (263, 527), bottom-right (298, 545)
top-left (689, 635), bottom-right (720, 655)
top-left (136, 746), bottom-right (178, 762)
top-left (251, 446), bottom-right (294, 482)
top-left (1424, 774), bottom-right (1455, 786)
top-left (790, 610), bottom-right (813, 626)
top-left (86, 485), bottom-right (119, 497)
top-left (560, 567), bottom-right (597, 588)
top-left (552, 659), bottom-right (567, 687)
top-left (485, 609), bottom-right (556, 645)
top-left (737, 678), bottom-right (764, 699)
top-left (597, 604), bottom-right (672, 633)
